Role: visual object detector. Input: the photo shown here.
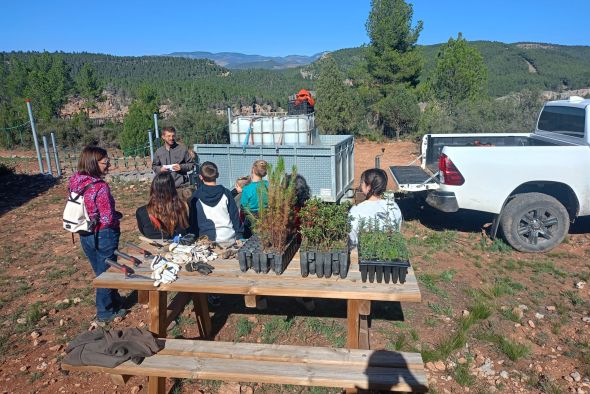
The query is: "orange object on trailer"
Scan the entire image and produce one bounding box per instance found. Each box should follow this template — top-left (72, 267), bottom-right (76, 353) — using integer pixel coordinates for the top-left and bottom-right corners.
top-left (294, 89), bottom-right (315, 107)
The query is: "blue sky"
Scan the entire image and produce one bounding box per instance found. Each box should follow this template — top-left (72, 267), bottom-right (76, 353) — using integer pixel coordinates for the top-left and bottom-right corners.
top-left (2, 0), bottom-right (589, 56)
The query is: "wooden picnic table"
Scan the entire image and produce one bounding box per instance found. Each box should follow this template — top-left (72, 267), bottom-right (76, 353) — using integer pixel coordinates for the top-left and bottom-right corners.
top-left (93, 244), bottom-right (422, 393)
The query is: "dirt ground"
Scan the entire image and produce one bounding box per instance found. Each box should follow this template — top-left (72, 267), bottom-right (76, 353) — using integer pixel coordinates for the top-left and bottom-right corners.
top-left (0, 140), bottom-right (589, 394)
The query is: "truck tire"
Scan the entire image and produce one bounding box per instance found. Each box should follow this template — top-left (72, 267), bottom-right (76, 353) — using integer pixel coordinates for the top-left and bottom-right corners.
top-left (500, 192), bottom-right (569, 253)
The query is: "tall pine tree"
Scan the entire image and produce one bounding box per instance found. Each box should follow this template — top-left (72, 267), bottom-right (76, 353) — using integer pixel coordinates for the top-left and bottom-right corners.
top-left (120, 85), bottom-right (159, 153)
top-left (76, 63), bottom-right (103, 100)
top-left (428, 33), bottom-right (488, 107)
top-left (364, 0), bottom-right (423, 137)
top-left (365, 0), bottom-right (423, 87)
top-left (316, 56), bottom-right (356, 134)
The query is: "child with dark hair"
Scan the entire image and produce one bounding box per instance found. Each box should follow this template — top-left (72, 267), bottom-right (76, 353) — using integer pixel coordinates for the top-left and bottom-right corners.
top-left (189, 161), bottom-right (243, 245)
top-left (136, 172), bottom-right (189, 240)
top-left (349, 168), bottom-right (403, 246)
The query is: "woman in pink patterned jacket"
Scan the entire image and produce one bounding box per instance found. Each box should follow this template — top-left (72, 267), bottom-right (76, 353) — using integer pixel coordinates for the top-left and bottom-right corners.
top-left (69, 146), bottom-right (125, 323)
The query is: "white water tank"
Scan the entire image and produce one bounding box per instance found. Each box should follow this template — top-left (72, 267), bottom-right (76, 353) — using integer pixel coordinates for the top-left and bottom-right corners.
top-left (229, 114), bottom-right (317, 145)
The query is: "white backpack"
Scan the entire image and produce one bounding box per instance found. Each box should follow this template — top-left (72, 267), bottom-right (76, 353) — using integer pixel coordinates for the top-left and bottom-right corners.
top-left (63, 181), bottom-right (99, 233)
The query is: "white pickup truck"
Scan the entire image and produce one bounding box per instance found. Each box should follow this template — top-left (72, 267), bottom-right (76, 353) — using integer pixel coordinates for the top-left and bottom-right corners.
top-left (390, 96), bottom-right (590, 252)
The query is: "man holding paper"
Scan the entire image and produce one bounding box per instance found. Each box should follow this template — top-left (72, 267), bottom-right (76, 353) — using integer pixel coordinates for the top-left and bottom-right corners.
top-left (152, 126), bottom-right (195, 190)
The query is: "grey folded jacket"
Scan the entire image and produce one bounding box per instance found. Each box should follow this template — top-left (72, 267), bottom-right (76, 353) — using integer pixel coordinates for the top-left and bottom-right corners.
top-left (64, 327), bottom-right (162, 368)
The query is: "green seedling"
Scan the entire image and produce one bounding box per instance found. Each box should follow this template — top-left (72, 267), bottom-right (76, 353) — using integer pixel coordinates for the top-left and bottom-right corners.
top-left (299, 198), bottom-right (351, 252)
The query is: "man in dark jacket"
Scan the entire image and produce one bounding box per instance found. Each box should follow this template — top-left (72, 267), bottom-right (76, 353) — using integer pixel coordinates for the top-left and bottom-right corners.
top-left (152, 126), bottom-right (194, 189)
top-left (189, 162), bottom-right (243, 245)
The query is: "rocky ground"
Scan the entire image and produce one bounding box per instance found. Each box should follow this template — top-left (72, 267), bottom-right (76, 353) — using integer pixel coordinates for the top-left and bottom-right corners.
top-left (0, 141), bottom-right (588, 394)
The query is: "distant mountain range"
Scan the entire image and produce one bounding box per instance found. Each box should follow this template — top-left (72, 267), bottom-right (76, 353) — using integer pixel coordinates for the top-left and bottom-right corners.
top-left (166, 51), bottom-right (327, 69)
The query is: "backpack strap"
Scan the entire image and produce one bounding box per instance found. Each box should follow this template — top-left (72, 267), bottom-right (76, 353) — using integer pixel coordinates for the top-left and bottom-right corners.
top-left (68, 180), bottom-right (101, 203)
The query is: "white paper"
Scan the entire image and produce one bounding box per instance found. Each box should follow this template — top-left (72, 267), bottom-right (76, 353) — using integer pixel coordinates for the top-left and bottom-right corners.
top-left (163, 164), bottom-right (177, 172)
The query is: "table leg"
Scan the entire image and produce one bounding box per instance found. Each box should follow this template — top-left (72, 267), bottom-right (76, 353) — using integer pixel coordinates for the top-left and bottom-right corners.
top-left (192, 293), bottom-right (212, 338)
top-left (148, 290), bottom-right (167, 394)
top-left (138, 290), bottom-right (149, 305)
top-left (347, 299), bottom-right (371, 350)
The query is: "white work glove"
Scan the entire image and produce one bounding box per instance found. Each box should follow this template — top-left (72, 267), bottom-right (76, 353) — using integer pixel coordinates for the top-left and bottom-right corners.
top-left (150, 257), bottom-right (180, 286)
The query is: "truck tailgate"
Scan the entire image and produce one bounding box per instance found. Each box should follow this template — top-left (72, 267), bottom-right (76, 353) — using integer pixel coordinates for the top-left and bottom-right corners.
top-left (390, 165), bottom-right (439, 192)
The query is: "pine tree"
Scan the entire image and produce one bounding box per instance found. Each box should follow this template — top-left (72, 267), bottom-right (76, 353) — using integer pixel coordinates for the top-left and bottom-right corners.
top-left (76, 63), bottom-right (102, 100)
top-left (428, 33), bottom-right (488, 107)
top-left (365, 0), bottom-right (423, 87)
top-left (364, 0), bottom-right (423, 137)
top-left (120, 85), bottom-right (159, 153)
top-left (315, 56), bottom-right (356, 134)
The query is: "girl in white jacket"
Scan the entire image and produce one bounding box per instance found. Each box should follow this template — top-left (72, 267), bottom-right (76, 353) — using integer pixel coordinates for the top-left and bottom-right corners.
top-left (349, 168), bottom-right (403, 246)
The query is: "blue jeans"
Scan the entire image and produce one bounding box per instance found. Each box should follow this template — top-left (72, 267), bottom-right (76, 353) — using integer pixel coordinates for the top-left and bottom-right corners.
top-left (80, 228), bottom-right (122, 320)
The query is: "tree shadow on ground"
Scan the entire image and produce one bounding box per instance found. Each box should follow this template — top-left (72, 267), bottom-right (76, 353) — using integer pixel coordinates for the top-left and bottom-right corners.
top-left (0, 173), bottom-right (59, 217)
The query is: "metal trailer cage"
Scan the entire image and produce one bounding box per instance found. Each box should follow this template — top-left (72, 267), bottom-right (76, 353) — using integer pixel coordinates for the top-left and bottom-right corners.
top-left (194, 135), bottom-right (354, 202)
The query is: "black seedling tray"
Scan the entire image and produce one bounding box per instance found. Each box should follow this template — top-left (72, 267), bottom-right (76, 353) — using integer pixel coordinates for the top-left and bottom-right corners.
top-left (359, 260), bottom-right (410, 284)
top-left (237, 235), bottom-right (299, 275)
top-left (300, 249), bottom-right (350, 279)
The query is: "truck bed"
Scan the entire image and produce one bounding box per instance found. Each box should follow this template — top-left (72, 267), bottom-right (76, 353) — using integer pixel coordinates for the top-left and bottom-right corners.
top-left (423, 134), bottom-right (557, 171)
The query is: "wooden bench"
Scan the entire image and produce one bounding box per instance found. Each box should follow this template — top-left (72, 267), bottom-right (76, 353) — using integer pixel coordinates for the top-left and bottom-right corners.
top-left (62, 338), bottom-right (428, 393)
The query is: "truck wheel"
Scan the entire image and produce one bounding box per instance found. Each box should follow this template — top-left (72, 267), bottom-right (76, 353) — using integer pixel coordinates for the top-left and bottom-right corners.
top-left (500, 193), bottom-right (569, 253)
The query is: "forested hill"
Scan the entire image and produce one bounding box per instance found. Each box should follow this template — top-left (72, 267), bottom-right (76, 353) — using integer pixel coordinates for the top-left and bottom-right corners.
top-left (323, 41), bottom-right (590, 97)
top-left (167, 51), bottom-right (325, 69)
top-left (2, 51), bottom-right (311, 110)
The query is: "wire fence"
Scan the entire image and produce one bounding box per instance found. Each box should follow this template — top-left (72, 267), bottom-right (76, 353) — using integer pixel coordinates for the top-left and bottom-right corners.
top-left (0, 121), bottom-right (31, 148)
top-left (0, 108), bottom-right (225, 177)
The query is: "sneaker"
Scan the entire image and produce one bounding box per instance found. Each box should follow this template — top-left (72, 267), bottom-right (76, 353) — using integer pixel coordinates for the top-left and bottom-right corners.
top-left (97, 308), bottom-right (127, 323)
top-left (296, 297), bottom-right (316, 312)
top-left (208, 295), bottom-right (221, 307)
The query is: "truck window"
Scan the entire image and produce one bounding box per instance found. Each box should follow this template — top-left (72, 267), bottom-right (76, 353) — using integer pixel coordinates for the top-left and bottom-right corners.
top-left (538, 106), bottom-right (585, 137)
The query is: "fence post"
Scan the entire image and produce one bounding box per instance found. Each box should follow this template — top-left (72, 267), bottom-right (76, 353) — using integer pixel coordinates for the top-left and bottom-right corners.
top-left (148, 130), bottom-right (154, 162)
top-left (25, 99), bottom-right (44, 174)
top-left (227, 107), bottom-right (232, 134)
top-left (42, 135), bottom-right (53, 175)
top-left (153, 113), bottom-right (160, 148)
top-left (50, 132), bottom-right (62, 177)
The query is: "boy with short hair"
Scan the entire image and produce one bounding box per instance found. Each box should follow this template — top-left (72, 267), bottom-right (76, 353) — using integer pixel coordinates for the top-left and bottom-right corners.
top-left (189, 162), bottom-right (242, 245)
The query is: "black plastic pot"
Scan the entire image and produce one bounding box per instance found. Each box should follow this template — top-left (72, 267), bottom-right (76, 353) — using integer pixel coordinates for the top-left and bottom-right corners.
top-left (359, 260), bottom-right (410, 284)
top-left (237, 235), bottom-right (299, 275)
top-left (300, 249), bottom-right (350, 279)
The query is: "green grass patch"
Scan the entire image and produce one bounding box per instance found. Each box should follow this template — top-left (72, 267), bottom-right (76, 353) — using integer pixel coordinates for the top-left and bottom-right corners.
top-left (29, 372), bottom-right (43, 383)
top-left (480, 237), bottom-right (512, 253)
top-left (528, 259), bottom-right (567, 278)
top-left (305, 318), bottom-right (346, 348)
top-left (562, 290), bottom-right (584, 306)
top-left (262, 317), bottom-right (293, 344)
top-left (46, 265), bottom-right (78, 280)
top-left (501, 308), bottom-right (522, 322)
top-left (428, 302), bottom-right (453, 317)
top-left (422, 301), bottom-right (491, 362)
top-left (479, 332), bottom-right (531, 361)
top-left (453, 361), bottom-right (475, 387)
top-left (418, 271), bottom-right (455, 299)
top-left (235, 317), bottom-right (254, 339)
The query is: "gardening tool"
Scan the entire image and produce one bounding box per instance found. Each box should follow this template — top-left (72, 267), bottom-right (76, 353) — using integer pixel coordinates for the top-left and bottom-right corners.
top-left (125, 242), bottom-right (153, 258)
top-left (138, 235), bottom-right (168, 249)
top-left (105, 259), bottom-right (151, 280)
top-left (114, 250), bottom-right (142, 267)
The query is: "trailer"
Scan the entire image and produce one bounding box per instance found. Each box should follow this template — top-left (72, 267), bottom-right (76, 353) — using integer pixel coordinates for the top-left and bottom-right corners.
top-left (193, 134), bottom-right (354, 202)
